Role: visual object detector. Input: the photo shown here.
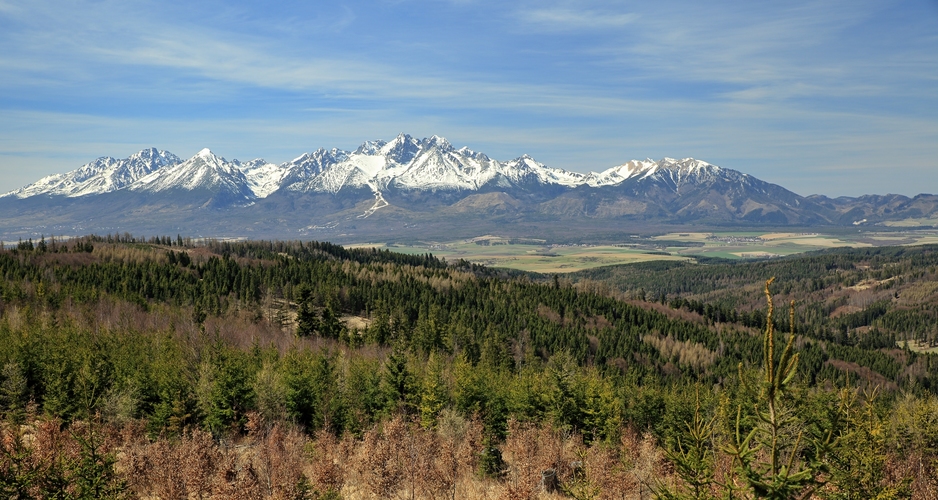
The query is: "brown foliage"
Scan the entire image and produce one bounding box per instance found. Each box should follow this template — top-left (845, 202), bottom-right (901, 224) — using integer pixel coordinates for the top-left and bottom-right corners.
top-left (825, 359), bottom-right (899, 391)
top-left (500, 419), bottom-right (567, 500)
top-left (211, 451), bottom-right (263, 500)
top-left (536, 304), bottom-right (566, 326)
top-left (121, 416), bottom-right (310, 500)
top-left (425, 411), bottom-right (483, 500)
top-left (0, 414), bottom-right (127, 498)
top-left (556, 426), bottom-right (665, 500)
top-left (122, 428), bottom-right (221, 499)
top-left (641, 334), bottom-right (717, 370)
top-left (353, 414), bottom-right (407, 498)
top-left (348, 412), bottom-right (486, 500)
top-left (309, 428), bottom-right (352, 496)
top-left (892, 451), bottom-right (938, 500)
top-left (585, 429), bottom-right (642, 500)
top-left (5, 405), bottom-right (936, 500)
top-left (246, 413), bottom-right (311, 499)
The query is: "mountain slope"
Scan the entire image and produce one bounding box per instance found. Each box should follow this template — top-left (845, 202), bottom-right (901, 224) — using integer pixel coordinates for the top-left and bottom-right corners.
top-left (238, 159), bottom-right (284, 199)
top-left (128, 148), bottom-right (255, 206)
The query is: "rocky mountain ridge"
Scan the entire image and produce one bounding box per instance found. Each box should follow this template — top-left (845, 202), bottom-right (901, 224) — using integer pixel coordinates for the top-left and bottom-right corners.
top-left (1, 134), bottom-right (936, 240)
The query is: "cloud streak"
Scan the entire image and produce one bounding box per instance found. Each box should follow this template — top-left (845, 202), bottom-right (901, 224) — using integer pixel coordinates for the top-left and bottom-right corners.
top-left (517, 8), bottom-right (638, 31)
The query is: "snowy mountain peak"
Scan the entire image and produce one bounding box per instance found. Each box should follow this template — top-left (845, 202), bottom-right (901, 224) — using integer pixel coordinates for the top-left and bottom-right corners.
top-left (190, 149), bottom-right (229, 168)
top-left (380, 134), bottom-right (421, 164)
top-left (355, 140), bottom-right (387, 156)
top-left (2, 148), bottom-right (181, 198)
top-left (586, 159), bottom-right (657, 186)
top-left (129, 147), bottom-right (171, 162)
top-left (657, 157), bottom-right (720, 173)
top-left (425, 135), bottom-right (452, 150)
top-left (235, 158), bottom-right (283, 199)
top-left (291, 148), bottom-right (348, 168)
top-left (129, 149), bottom-right (253, 201)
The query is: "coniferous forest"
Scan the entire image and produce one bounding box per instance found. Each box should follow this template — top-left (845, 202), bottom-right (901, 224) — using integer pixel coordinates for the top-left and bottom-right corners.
top-left (1, 235), bottom-right (938, 499)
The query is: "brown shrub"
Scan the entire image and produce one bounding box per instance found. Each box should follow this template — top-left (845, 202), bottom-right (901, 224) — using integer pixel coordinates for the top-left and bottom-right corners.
top-left (121, 428), bottom-right (220, 499)
top-left (892, 451), bottom-right (938, 500)
top-left (427, 411), bottom-right (484, 500)
top-left (309, 428), bottom-right (352, 497)
top-left (577, 439), bottom-right (633, 500)
top-left (353, 414), bottom-right (407, 498)
top-left (499, 419), bottom-right (567, 500)
top-left (212, 449), bottom-right (263, 499)
top-left (247, 414), bottom-right (311, 499)
top-left (630, 431), bottom-right (671, 499)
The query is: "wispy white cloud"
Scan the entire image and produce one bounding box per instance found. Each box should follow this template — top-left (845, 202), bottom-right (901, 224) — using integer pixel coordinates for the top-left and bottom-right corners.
top-left (0, 13), bottom-right (694, 117)
top-left (3, 0), bottom-right (932, 113)
top-left (517, 7), bottom-right (638, 31)
top-left (588, 0), bottom-right (938, 104)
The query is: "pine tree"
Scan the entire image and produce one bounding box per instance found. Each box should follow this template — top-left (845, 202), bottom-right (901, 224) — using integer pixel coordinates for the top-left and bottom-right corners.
top-left (419, 353), bottom-right (448, 429)
top-left (319, 305), bottom-right (343, 339)
top-left (296, 285), bottom-right (320, 337)
top-left (725, 278), bottom-right (830, 499)
top-left (656, 388), bottom-right (717, 500)
top-left (824, 387), bottom-right (912, 499)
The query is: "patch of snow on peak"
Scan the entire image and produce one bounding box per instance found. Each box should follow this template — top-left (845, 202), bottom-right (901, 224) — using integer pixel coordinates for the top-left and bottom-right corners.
top-left (355, 139), bottom-right (387, 155)
top-left (425, 135), bottom-right (452, 150)
top-left (237, 159), bottom-right (283, 198)
top-left (587, 159), bottom-right (658, 186)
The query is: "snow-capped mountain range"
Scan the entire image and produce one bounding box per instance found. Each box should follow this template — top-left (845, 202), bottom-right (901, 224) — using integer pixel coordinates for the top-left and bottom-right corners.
top-left (2, 134), bottom-right (745, 201)
top-left (2, 133), bottom-right (936, 241)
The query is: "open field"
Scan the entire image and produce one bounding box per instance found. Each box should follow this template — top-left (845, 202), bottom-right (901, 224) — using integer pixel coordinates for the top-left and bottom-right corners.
top-left (351, 237), bottom-right (687, 273)
top-left (350, 228), bottom-right (938, 273)
top-left (655, 230), bottom-right (938, 259)
top-left (899, 340), bottom-right (938, 355)
top-left (883, 216), bottom-right (938, 228)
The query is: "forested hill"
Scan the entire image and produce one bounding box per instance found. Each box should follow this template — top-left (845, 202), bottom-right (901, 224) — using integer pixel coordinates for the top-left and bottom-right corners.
top-left (570, 244), bottom-right (938, 353)
top-left (2, 234), bottom-right (745, 386)
top-left (1, 234), bottom-right (935, 420)
top-left (3, 235), bottom-right (938, 497)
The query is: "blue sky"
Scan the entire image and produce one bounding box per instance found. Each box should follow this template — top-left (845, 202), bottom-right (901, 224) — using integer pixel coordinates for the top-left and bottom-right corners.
top-left (1, 0), bottom-right (936, 197)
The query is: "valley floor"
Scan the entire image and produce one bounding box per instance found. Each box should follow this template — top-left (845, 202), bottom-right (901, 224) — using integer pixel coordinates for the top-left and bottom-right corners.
top-left (353, 228), bottom-right (938, 273)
